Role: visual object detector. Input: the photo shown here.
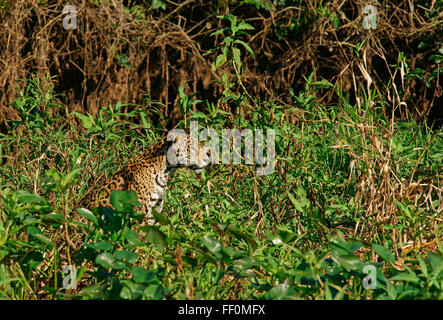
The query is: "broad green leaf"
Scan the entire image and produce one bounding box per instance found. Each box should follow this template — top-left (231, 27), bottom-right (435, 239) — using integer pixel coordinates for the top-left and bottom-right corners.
top-left (372, 244), bottom-right (395, 263)
top-left (77, 208), bottom-right (98, 226)
top-left (95, 252), bottom-right (114, 269)
top-left (232, 257), bottom-right (258, 270)
top-left (332, 253), bottom-right (362, 271)
top-left (144, 284), bottom-right (164, 300)
top-left (385, 279), bottom-right (397, 300)
top-left (110, 190), bottom-right (140, 212)
top-left (427, 253), bottom-right (443, 273)
top-left (131, 267), bottom-right (156, 284)
top-left (115, 250), bottom-right (139, 264)
top-left (118, 280), bottom-right (144, 299)
top-left (119, 286), bottom-right (132, 300)
top-left (72, 112), bottom-right (94, 129)
top-left (31, 233), bottom-right (55, 248)
top-left (27, 226), bottom-right (54, 248)
top-left (81, 284), bottom-right (106, 299)
top-left (112, 260), bottom-right (128, 270)
top-left (151, 208), bottom-right (170, 225)
top-left (146, 226), bottom-right (167, 251)
top-left (86, 240), bottom-right (113, 251)
top-left (202, 236), bottom-right (221, 253)
top-left (40, 212), bottom-right (65, 224)
top-left (17, 192), bottom-right (45, 204)
top-left (329, 237), bottom-right (363, 255)
top-left (264, 283), bottom-right (298, 300)
top-left (122, 227), bottom-right (142, 241)
top-left (389, 271), bottom-right (419, 283)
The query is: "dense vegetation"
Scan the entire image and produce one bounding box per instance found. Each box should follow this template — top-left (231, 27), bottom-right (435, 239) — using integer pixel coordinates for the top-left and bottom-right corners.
top-left (0, 1), bottom-right (442, 300)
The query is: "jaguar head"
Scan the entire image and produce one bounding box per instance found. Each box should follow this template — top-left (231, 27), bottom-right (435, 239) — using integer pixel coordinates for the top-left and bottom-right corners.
top-left (166, 130), bottom-right (211, 173)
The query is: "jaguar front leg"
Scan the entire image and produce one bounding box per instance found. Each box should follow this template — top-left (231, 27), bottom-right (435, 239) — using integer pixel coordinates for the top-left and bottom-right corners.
top-left (145, 205), bottom-right (156, 226)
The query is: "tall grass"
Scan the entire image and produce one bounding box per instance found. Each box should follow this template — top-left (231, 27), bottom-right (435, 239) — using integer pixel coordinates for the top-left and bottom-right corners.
top-left (0, 69), bottom-right (441, 299)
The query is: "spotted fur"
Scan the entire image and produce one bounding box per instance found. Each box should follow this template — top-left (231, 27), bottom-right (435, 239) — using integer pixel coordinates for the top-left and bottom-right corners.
top-left (81, 131), bottom-right (211, 225)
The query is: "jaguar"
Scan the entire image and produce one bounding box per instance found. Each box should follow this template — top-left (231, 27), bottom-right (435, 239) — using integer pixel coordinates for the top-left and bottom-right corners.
top-left (81, 131), bottom-right (211, 225)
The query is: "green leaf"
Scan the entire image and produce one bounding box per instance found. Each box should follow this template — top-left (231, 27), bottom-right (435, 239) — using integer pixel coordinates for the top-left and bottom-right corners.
top-left (232, 47), bottom-right (242, 71)
top-left (202, 236), bottom-right (221, 253)
top-left (17, 192), bottom-right (45, 204)
top-left (86, 240), bottom-right (114, 251)
top-left (287, 192), bottom-right (304, 212)
top-left (45, 169), bottom-right (61, 183)
top-left (77, 208), bottom-right (98, 226)
top-left (385, 280), bottom-right (397, 300)
top-left (145, 226), bottom-right (167, 251)
top-left (389, 271), bottom-right (419, 283)
top-left (329, 237), bottom-right (363, 255)
top-left (144, 284), bottom-right (164, 300)
top-left (119, 286), bottom-right (132, 300)
top-left (31, 233), bottom-right (55, 248)
top-left (332, 253), bottom-right (362, 271)
top-left (227, 224), bottom-right (257, 249)
top-left (269, 235), bottom-right (284, 246)
top-left (234, 40), bottom-right (255, 59)
top-left (427, 253), bottom-right (443, 278)
top-left (131, 267), bottom-right (156, 284)
top-left (72, 112), bottom-right (94, 129)
top-left (81, 284), bottom-right (106, 299)
top-left (95, 252), bottom-right (114, 269)
top-left (151, 0), bottom-right (166, 10)
top-left (27, 226), bottom-right (54, 248)
top-left (396, 201), bottom-right (413, 219)
top-left (210, 28), bottom-right (228, 36)
top-left (237, 20), bottom-right (255, 31)
top-left (119, 280), bottom-right (144, 299)
top-left (110, 190), bottom-right (140, 212)
top-left (372, 244), bottom-right (395, 263)
top-left (61, 168), bottom-right (81, 188)
top-left (428, 54), bottom-right (443, 63)
top-left (115, 250), bottom-right (139, 264)
top-left (151, 208), bottom-right (170, 225)
top-left (223, 36), bottom-right (234, 46)
top-left (122, 227), bottom-right (142, 241)
top-left (212, 53), bottom-right (227, 71)
top-left (40, 212), bottom-right (65, 224)
top-left (264, 283), bottom-right (297, 300)
top-left (418, 41), bottom-right (429, 49)
top-left (0, 250), bottom-right (9, 259)
top-left (112, 260), bottom-right (128, 270)
top-left (417, 255), bottom-right (428, 278)
top-left (232, 257), bottom-right (258, 270)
